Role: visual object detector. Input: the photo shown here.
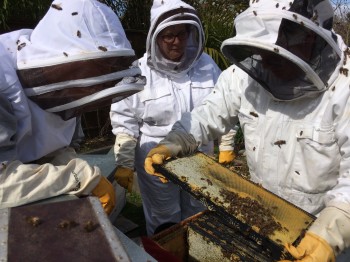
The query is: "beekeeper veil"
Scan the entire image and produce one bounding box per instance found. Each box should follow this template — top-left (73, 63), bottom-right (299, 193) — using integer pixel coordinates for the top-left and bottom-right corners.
top-left (221, 0), bottom-right (342, 101)
top-left (146, 0), bottom-right (205, 77)
top-left (16, 0), bottom-right (145, 120)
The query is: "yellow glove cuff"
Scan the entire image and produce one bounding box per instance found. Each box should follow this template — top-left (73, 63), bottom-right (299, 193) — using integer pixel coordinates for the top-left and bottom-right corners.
top-left (284, 232), bottom-right (335, 262)
top-left (91, 176), bottom-right (116, 215)
top-left (114, 167), bottom-right (134, 192)
top-left (219, 150), bottom-right (236, 164)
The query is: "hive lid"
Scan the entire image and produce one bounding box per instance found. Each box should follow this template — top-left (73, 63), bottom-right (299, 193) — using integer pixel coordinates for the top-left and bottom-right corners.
top-left (1, 197), bottom-right (130, 262)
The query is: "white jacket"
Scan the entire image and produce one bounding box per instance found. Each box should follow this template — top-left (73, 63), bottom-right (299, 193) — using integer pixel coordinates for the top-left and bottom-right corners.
top-left (0, 0), bottom-right (137, 208)
top-left (162, 0), bottom-right (350, 256)
top-left (0, 31), bottom-right (76, 163)
top-left (110, 0), bottom-right (234, 168)
top-left (110, 52), bottom-right (223, 167)
top-left (176, 37), bottom-right (350, 215)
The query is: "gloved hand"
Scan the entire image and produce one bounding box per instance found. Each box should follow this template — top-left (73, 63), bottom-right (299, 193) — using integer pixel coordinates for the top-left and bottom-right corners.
top-left (144, 145), bottom-right (172, 183)
top-left (279, 232), bottom-right (335, 262)
top-left (218, 150), bottom-right (236, 164)
top-left (91, 176), bottom-right (116, 215)
top-left (114, 167), bottom-right (134, 192)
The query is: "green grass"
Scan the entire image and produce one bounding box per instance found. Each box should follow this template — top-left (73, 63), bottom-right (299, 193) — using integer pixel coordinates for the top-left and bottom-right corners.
top-left (120, 192), bottom-right (147, 237)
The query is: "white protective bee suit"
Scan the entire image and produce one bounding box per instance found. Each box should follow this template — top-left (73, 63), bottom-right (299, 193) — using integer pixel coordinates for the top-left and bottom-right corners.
top-left (147, 0), bottom-right (350, 260)
top-left (110, 0), bottom-right (235, 235)
top-left (0, 0), bottom-right (143, 209)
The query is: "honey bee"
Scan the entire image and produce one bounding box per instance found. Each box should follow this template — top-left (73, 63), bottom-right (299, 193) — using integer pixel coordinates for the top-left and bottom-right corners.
top-left (250, 111), bottom-right (258, 117)
top-left (63, 52), bottom-right (68, 57)
top-left (17, 43), bottom-right (26, 51)
top-left (58, 220), bottom-right (79, 229)
top-left (84, 220), bottom-right (97, 232)
top-left (340, 67), bottom-right (349, 77)
top-left (345, 48), bottom-right (350, 56)
top-left (77, 30), bottom-right (81, 38)
top-left (312, 10), bottom-right (318, 21)
top-left (274, 140), bottom-right (286, 148)
top-left (72, 12), bottom-right (78, 16)
top-left (332, 86), bottom-right (335, 91)
top-left (253, 10), bottom-right (257, 16)
top-left (26, 216), bottom-right (42, 227)
top-left (180, 176), bottom-right (188, 182)
top-left (51, 3), bottom-right (63, 10)
top-left (295, 171), bottom-right (300, 175)
top-left (275, 3), bottom-right (279, 8)
top-left (293, 14), bottom-right (297, 20)
top-left (299, 130), bottom-right (303, 136)
top-left (98, 46), bottom-right (108, 52)
top-left (274, 47), bottom-right (279, 53)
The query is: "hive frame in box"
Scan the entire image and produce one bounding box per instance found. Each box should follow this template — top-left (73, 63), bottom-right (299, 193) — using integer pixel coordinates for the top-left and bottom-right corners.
top-left (155, 152), bottom-right (316, 261)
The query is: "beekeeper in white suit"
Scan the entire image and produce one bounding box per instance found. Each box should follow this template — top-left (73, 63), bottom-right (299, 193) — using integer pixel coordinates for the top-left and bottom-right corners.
top-left (110, 0), bottom-right (236, 235)
top-left (0, 0), bottom-right (145, 214)
top-left (145, 0), bottom-right (350, 260)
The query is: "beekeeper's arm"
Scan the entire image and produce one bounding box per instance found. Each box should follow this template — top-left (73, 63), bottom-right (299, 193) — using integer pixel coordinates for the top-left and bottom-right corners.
top-left (145, 65), bottom-right (243, 175)
top-left (281, 92), bottom-right (350, 262)
top-left (110, 95), bottom-right (140, 192)
top-left (218, 127), bottom-right (238, 164)
top-left (0, 95), bottom-right (115, 214)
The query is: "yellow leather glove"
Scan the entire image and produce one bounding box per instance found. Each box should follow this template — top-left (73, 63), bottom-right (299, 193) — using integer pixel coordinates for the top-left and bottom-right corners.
top-left (218, 150), bottom-right (236, 164)
top-left (91, 176), bottom-right (116, 215)
top-left (114, 167), bottom-right (133, 192)
top-left (279, 232), bottom-right (335, 262)
top-left (144, 145), bottom-right (172, 183)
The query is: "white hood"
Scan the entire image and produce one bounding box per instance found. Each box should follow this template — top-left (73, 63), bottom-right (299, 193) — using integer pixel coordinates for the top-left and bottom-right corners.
top-left (146, 0), bottom-right (205, 77)
top-left (16, 0), bottom-right (145, 120)
top-left (17, 0), bottom-right (133, 68)
top-left (221, 0), bottom-right (342, 101)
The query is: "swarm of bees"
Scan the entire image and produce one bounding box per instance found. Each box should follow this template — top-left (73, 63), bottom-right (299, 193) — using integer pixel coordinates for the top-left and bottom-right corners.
top-left (25, 216), bottom-right (98, 233)
top-left (58, 220), bottom-right (79, 229)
